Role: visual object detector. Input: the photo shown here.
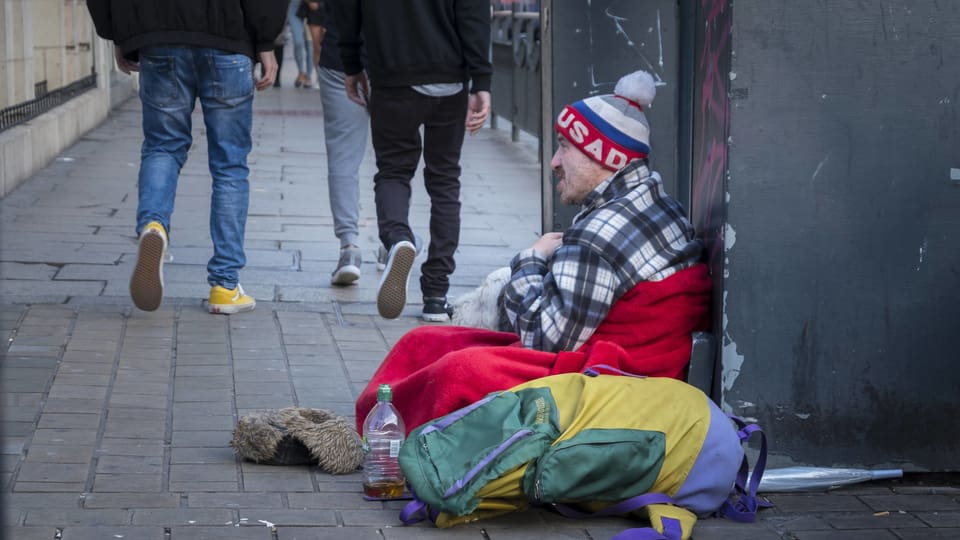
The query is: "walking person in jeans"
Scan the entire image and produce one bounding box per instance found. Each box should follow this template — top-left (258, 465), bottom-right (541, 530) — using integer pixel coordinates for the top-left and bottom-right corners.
top-left (319, 0), bottom-right (369, 286)
top-left (287, 0), bottom-right (313, 88)
top-left (338, 0), bottom-right (492, 321)
top-left (87, 0), bottom-right (286, 314)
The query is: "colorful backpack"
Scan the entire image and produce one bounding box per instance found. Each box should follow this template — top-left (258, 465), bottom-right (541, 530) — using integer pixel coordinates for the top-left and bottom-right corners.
top-left (397, 371), bottom-right (767, 540)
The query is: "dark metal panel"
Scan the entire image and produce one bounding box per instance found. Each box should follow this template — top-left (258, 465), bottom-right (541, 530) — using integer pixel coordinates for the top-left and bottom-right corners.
top-left (689, 0), bottom-right (732, 400)
top-left (544, 0), bottom-right (681, 232)
top-left (723, 1), bottom-right (960, 470)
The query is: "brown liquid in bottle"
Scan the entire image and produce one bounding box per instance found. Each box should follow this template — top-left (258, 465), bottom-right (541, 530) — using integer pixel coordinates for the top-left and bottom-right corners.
top-left (363, 480), bottom-right (406, 499)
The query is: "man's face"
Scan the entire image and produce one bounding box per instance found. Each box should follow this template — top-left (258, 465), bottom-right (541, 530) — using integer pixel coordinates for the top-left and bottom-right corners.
top-left (550, 134), bottom-right (610, 205)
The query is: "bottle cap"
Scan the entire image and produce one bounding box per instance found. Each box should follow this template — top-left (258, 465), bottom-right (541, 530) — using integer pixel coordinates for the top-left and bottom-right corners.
top-left (377, 384), bottom-right (392, 402)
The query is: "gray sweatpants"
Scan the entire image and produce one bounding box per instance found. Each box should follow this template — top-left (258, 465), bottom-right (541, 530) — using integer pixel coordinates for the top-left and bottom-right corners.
top-left (319, 67), bottom-right (369, 248)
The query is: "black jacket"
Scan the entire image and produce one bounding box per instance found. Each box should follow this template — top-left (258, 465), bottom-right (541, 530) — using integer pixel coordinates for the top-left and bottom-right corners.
top-left (87, 0), bottom-right (286, 60)
top-left (337, 0), bottom-right (492, 92)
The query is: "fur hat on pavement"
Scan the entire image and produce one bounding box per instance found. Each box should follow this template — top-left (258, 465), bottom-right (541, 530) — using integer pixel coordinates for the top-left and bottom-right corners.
top-left (231, 407), bottom-right (363, 474)
top-left (555, 70), bottom-right (657, 171)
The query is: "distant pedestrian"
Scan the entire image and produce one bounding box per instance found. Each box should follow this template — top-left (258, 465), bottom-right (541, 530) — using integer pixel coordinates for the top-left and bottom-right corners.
top-left (338, 0), bottom-right (493, 321)
top-left (287, 0), bottom-right (314, 88)
top-left (300, 1), bottom-right (327, 77)
top-left (320, 0), bottom-right (369, 286)
top-left (87, 0), bottom-right (287, 314)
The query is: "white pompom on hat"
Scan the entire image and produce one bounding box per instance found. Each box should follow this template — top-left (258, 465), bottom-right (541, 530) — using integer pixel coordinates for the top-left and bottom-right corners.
top-left (555, 70), bottom-right (657, 171)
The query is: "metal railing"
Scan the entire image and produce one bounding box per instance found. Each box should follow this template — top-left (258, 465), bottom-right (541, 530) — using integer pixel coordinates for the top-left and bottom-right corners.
top-left (0, 72), bottom-right (98, 132)
top-left (491, 2), bottom-right (541, 141)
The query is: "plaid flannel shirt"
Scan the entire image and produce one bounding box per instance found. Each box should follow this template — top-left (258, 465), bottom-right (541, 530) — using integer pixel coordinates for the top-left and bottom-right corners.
top-left (501, 161), bottom-right (703, 352)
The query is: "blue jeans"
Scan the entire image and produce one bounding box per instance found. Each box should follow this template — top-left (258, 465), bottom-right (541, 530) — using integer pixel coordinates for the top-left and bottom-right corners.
top-left (287, 0), bottom-right (313, 78)
top-left (319, 67), bottom-right (369, 248)
top-left (136, 45), bottom-right (253, 290)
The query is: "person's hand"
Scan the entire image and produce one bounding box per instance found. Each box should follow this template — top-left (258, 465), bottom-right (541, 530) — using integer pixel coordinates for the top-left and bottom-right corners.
top-left (345, 72), bottom-right (370, 107)
top-left (531, 232), bottom-right (563, 258)
top-left (466, 90), bottom-right (491, 135)
top-left (307, 0), bottom-right (320, 10)
top-left (255, 50), bottom-right (277, 90)
top-left (114, 45), bottom-right (139, 74)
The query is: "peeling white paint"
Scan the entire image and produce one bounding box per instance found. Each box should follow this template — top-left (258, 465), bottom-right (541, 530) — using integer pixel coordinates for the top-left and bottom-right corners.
top-left (729, 71), bottom-right (737, 81)
top-left (950, 168), bottom-right (960, 181)
top-left (795, 413), bottom-right (811, 420)
top-left (724, 223), bottom-right (737, 251)
top-left (721, 290), bottom-right (746, 413)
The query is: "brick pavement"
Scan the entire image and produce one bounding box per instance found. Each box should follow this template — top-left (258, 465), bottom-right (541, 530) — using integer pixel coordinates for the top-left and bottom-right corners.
top-left (1, 69), bottom-right (958, 539)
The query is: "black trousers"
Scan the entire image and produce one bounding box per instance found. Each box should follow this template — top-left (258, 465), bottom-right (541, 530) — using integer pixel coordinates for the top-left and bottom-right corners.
top-left (368, 86), bottom-right (468, 299)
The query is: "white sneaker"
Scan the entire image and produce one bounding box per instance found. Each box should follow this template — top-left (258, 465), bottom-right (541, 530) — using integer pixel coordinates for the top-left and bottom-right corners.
top-left (376, 241), bottom-right (416, 319)
top-left (376, 234), bottom-right (422, 272)
top-left (129, 221), bottom-right (168, 311)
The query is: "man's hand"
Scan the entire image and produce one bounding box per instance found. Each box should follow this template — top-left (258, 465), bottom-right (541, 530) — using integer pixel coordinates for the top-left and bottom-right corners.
top-left (255, 50), bottom-right (277, 90)
top-left (531, 232), bottom-right (563, 259)
top-left (466, 90), bottom-right (491, 135)
top-left (345, 72), bottom-right (370, 107)
top-left (114, 45), bottom-right (139, 74)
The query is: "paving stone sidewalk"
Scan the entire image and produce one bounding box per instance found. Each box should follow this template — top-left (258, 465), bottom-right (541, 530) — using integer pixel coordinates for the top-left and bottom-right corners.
top-left (2, 72), bottom-right (958, 539)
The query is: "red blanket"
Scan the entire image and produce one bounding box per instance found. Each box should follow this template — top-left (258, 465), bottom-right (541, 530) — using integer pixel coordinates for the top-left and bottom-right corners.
top-left (356, 263), bottom-right (711, 434)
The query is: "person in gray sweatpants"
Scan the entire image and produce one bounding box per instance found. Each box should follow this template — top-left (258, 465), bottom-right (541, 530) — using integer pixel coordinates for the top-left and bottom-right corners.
top-left (320, 0), bottom-right (369, 285)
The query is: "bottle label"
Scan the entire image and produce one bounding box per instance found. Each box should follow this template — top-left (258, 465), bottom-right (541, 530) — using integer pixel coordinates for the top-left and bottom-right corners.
top-left (389, 439), bottom-right (401, 458)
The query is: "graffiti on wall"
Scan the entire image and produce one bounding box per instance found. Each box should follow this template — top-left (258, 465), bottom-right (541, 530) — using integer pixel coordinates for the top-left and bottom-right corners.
top-left (691, 0), bottom-right (731, 274)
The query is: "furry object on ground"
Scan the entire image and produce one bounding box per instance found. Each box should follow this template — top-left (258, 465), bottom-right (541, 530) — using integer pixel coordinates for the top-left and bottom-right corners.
top-left (450, 266), bottom-right (511, 330)
top-left (231, 407), bottom-right (363, 474)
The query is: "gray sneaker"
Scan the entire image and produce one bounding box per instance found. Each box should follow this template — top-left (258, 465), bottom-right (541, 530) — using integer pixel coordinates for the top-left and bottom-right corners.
top-left (375, 244), bottom-right (388, 271)
top-left (331, 246), bottom-right (362, 286)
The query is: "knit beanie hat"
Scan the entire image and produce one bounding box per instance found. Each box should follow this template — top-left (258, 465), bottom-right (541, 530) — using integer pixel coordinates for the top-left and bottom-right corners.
top-left (555, 70), bottom-right (656, 171)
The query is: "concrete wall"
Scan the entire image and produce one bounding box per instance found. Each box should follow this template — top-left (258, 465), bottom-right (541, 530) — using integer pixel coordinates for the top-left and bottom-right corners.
top-left (720, 1), bottom-right (960, 470)
top-left (0, 0), bottom-right (135, 198)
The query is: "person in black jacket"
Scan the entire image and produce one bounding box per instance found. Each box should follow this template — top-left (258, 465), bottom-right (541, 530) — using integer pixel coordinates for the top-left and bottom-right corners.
top-left (337, 0), bottom-right (493, 323)
top-left (86, 0), bottom-right (286, 314)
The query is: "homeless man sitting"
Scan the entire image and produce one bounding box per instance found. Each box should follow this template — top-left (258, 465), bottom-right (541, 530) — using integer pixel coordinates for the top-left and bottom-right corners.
top-left (356, 70), bottom-right (711, 435)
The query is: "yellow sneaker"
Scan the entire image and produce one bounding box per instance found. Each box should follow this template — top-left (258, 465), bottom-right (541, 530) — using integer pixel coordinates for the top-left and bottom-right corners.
top-left (129, 221), bottom-right (168, 311)
top-left (207, 284), bottom-right (256, 314)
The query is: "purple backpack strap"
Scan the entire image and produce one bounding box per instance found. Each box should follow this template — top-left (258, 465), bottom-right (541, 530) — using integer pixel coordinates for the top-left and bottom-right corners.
top-left (552, 492), bottom-right (676, 519)
top-left (553, 493), bottom-right (683, 540)
top-left (399, 487), bottom-right (439, 525)
top-left (583, 364), bottom-right (649, 378)
top-left (611, 516), bottom-right (684, 540)
top-left (718, 415), bottom-right (773, 522)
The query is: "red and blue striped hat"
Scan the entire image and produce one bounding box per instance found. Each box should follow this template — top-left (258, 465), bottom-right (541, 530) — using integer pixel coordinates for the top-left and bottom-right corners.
top-left (555, 70), bottom-right (656, 171)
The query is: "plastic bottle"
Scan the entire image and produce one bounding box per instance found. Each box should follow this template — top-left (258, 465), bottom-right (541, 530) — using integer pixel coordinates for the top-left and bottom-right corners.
top-left (757, 466), bottom-right (903, 493)
top-left (361, 384), bottom-right (406, 499)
